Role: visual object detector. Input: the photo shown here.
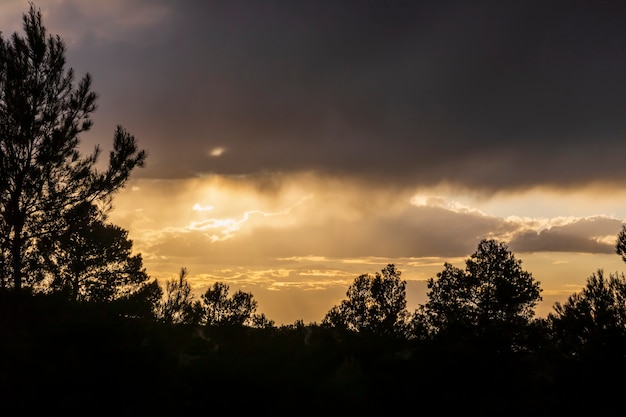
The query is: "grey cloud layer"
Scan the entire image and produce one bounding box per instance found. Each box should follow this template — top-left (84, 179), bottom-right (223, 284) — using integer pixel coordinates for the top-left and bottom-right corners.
top-left (6, 1), bottom-right (626, 251)
top-left (509, 216), bottom-right (621, 254)
top-left (25, 0), bottom-right (625, 192)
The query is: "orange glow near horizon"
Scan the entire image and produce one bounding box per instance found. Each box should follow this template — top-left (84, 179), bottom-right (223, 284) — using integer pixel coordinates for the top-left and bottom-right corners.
top-left (107, 174), bottom-right (626, 325)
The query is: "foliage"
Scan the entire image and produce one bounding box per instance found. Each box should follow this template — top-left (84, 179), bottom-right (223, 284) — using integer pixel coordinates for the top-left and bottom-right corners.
top-left (0, 4), bottom-right (145, 290)
top-left (418, 262), bottom-right (474, 333)
top-left (201, 282), bottom-right (258, 326)
top-left (157, 267), bottom-right (202, 324)
top-left (250, 312), bottom-right (276, 329)
top-left (35, 201), bottom-right (150, 302)
top-left (616, 225), bottom-right (626, 263)
top-left (156, 270), bottom-right (261, 327)
top-left (322, 264), bottom-right (410, 337)
top-left (549, 269), bottom-right (626, 357)
top-left (548, 231), bottom-right (626, 357)
top-left (113, 278), bottom-right (163, 319)
top-left (420, 239), bottom-right (542, 348)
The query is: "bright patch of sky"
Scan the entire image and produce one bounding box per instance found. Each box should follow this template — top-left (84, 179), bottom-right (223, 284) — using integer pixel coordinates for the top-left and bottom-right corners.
top-left (209, 147), bottom-right (226, 157)
top-left (411, 186), bottom-right (626, 221)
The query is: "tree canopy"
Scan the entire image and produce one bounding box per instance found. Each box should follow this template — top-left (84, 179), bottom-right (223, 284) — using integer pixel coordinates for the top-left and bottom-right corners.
top-left (0, 4), bottom-right (146, 291)
top-left (323, 264), bottom-right (410, 337)
top-left (201, 282), bottom-right (258, 326)
top-left (419, 239), bottom-right (542, 348)
top-left (157, 267), bottom-right (200, 324)
top-left (549, 269), bottom-right (626, 358)
top-left (36, 201), bottom-right (149, 302)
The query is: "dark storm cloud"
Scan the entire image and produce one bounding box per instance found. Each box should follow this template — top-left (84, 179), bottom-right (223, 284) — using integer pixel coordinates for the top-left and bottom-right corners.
top-left (44, 0), bottom-right (626, 191)
top-left (509, 216), bottom-right (623, 254)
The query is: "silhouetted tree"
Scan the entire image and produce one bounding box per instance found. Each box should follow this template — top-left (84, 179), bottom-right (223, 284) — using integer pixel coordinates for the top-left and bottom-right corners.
top-left (157, 267), bottom-right (202, 324)
top-left (616, 225), bottom-right (626, 263)
top-left (414, 262), bottom-right (473, 336)
top-left (0, 5), bottom-right (145, 291)
top-left (201, 282), bottom-right (258, 326)
top-left (420, 239), bottom-right (542, 349)
top-left (547, 230), bottom-right (626, 357)
top-left (549, 269), bottom-right (626, 357)
top-left (250, 313), bottom-right (275, 329)
top-left (113, 277), bottom-right (162, 319)
top-left (323, 264), bottom-right (410, 337)
top-left (36, 201), bottom-right (150, 302)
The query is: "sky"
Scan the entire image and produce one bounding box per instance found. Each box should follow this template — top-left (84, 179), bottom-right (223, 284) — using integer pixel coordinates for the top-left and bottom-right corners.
top-left (3, 0), bottom-right (626, 325)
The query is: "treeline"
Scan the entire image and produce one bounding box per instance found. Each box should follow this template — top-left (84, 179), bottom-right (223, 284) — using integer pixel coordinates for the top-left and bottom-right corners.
top-left (2, 5), bottom-right (626, 413)
top-left (2, 237), bottom-right (626, 412)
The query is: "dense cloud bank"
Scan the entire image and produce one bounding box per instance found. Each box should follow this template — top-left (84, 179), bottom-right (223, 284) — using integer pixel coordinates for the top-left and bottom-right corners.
top-left (0, 0), bottom-right (621, 191)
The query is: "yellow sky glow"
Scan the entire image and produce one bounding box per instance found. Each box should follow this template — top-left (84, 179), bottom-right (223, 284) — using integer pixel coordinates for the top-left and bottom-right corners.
top-left (107, 173), bottom-right (626, 325)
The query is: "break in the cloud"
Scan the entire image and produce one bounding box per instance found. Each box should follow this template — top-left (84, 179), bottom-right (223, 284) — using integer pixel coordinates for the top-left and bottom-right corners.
top-left (509, 216), bottom-right (622, 254)
top-left (110, 174), bottom-right (623, 268)
top-left (106, 174), bottom-right (626, 323)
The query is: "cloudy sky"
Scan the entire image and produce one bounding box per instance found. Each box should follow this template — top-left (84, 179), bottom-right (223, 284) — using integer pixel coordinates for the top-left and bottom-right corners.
top-left (3, 0), bottom-right (626, 324)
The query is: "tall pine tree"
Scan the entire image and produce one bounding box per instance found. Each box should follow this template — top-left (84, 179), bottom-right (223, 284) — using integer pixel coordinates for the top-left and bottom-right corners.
top-left (0, 5), bottom-right (146, 291)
